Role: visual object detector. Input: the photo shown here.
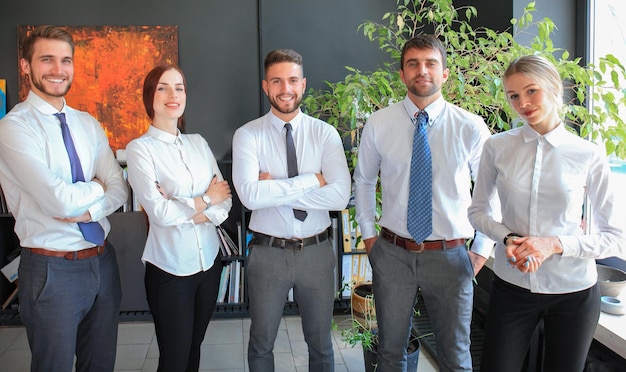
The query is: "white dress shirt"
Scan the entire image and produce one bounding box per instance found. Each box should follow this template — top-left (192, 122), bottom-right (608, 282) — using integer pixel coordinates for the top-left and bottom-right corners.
top-left (0, 91), bottom-right (128, 250)
top-left (126, 126), bottom-right (232, 276)
top-left (469, 122), bottom-right (626, 293)
top-left (354, 96), bottom-right (495, 256)
top-left (232, 110), bottom-right (351, 239)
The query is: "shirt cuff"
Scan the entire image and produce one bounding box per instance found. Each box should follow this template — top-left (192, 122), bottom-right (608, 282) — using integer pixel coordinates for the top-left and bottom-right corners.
top-left (470, 234), bottom-right (496, 258)
top-left (557, 235), bottom-right (576, 257)
top-left (359, 223), bottom-right (378, 241)
top-left (204, 208), bottom-right (228, 226)
top-left (85, 183), bottom-right (106, 221)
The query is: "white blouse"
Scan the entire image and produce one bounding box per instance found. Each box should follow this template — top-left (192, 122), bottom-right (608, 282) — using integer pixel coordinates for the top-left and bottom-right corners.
top-left (127, 125), bottom-right (232, 276)
top-left (469, 122), bottom-right (626, 293)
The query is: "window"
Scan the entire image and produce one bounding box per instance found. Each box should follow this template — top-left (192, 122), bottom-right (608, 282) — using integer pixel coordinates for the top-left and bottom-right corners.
top-left (588, 0), bottom-right (626, 268)
top-left (588, 0), bottom-right (626, 145)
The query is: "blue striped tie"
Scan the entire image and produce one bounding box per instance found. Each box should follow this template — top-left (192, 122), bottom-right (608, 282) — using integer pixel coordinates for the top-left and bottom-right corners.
top-left (55, 113), bottom-right (105, 245)
top-left (407, 111), bottom-right (432, 242)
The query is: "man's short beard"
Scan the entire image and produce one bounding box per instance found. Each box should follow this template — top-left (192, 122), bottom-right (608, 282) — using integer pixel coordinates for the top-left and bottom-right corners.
top-left (31, 75), bottom-right (72, 97)
top-left (269, 96), bottom-right (302, 115)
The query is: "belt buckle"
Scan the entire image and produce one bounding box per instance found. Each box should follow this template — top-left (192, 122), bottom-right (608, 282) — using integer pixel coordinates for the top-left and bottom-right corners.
top-left (414, 241), bottom-right (425, 253)
top-left (279, 238), bottom-right (304, 251)
top-left (288, 239), bottom-right (304, 251)
top-left (69, 251), bottom-right (79, 260)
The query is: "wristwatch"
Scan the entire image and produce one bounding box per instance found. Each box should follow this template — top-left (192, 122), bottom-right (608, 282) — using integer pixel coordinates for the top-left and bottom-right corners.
top-left (503, 233), bottom-right (521, 245)
top-left (202, 195), bottom-right (211, 208)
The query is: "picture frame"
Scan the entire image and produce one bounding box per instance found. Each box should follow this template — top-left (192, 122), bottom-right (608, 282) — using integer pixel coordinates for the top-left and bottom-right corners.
top-left (17, 25), bottom-right (179, 151)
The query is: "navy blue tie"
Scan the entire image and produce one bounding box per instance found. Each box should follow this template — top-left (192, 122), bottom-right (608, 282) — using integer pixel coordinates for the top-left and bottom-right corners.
top-left (55, 113), bottom-right (105, 245)
top-left (407, 111), bottom-right (432, 242)
top-left (285, 123), bottom-right (307, 221)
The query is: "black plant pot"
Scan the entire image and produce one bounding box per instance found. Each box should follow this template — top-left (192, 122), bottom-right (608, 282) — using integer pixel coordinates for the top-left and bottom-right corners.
top-left (362, 337), bottom-right (421, 372)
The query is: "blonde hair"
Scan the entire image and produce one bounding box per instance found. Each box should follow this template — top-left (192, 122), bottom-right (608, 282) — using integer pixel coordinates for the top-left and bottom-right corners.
top-left (504, 55), bottom-right (563, 109)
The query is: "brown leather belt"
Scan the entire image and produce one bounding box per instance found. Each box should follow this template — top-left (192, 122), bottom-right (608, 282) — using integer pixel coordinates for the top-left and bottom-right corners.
top-left (251, 231), bottom-right (328, 251)
top-left (381, 228), bottom-right (465, 253)
top-left (24, 240), bottom-right (107, 260)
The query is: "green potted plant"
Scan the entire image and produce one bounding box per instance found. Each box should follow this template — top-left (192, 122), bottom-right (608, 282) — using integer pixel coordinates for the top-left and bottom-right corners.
top-left (349, 281), bottom-right (377, 332)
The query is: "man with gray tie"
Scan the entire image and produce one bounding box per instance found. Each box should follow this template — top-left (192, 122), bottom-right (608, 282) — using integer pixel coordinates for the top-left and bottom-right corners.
top-left (232, 49), bottom-right (351, 371)
top-left (353, 35), bottom-right (494, 371)
top-left (0, 25), bottom-right (127, 372)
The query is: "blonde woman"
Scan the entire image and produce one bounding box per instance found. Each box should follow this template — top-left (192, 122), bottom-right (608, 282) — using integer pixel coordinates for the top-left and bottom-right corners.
top-left (469, 55), bottom-right (626, 371)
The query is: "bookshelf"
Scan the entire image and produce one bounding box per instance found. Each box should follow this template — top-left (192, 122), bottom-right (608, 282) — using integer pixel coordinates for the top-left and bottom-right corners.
top-left (213, 206), bottom-right (248, 316)
top-left (337, 208), bottom-right (372, 298)
top-left (0, 212), bottom-right (19, 311)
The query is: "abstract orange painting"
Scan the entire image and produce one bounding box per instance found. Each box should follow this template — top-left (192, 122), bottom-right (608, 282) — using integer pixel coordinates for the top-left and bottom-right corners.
top-left (18, 25), bottom-right (179, 152)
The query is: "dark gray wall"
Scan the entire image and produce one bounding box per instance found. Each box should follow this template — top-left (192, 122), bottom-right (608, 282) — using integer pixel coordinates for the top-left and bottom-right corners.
top-left (0, 0), bottom-right (575, 161)
top-left (0, 0), bottom-right (396, 161)
top-left (513, 0), bottom-right (578, 57)
top-left (0, 0), bottom-right (259, 161)
top-left (259, 0), bottom-right (397, 115)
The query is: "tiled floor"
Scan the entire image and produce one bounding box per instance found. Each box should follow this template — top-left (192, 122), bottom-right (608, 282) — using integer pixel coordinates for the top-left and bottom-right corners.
top-left (0, 314), bottom-right (438, 371)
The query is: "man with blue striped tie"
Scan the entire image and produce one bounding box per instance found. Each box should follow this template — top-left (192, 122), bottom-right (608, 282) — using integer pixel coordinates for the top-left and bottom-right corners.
top-left (354, 35), bottom-right (495, 372)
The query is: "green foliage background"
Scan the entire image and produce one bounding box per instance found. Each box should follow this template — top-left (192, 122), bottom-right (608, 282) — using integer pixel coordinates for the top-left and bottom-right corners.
top-left (303, 0), bottom-right (626, 162)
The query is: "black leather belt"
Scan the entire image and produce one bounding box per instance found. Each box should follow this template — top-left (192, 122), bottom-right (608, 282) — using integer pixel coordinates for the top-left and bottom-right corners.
top-left (251, 230), bottom-right (329, 251)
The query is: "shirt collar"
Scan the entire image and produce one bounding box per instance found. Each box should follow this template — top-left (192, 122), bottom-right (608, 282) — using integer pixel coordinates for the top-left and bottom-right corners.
top-left (26, 90), bottom-right (68, 115)
top-left (268, 109), bottom-right (304, 132)
top-left (520, 121), bottom-right (568, 148)
top-left (402, 95), bottom-right (445, 126)
top-left (147, 124), bottom-right (182, 144)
